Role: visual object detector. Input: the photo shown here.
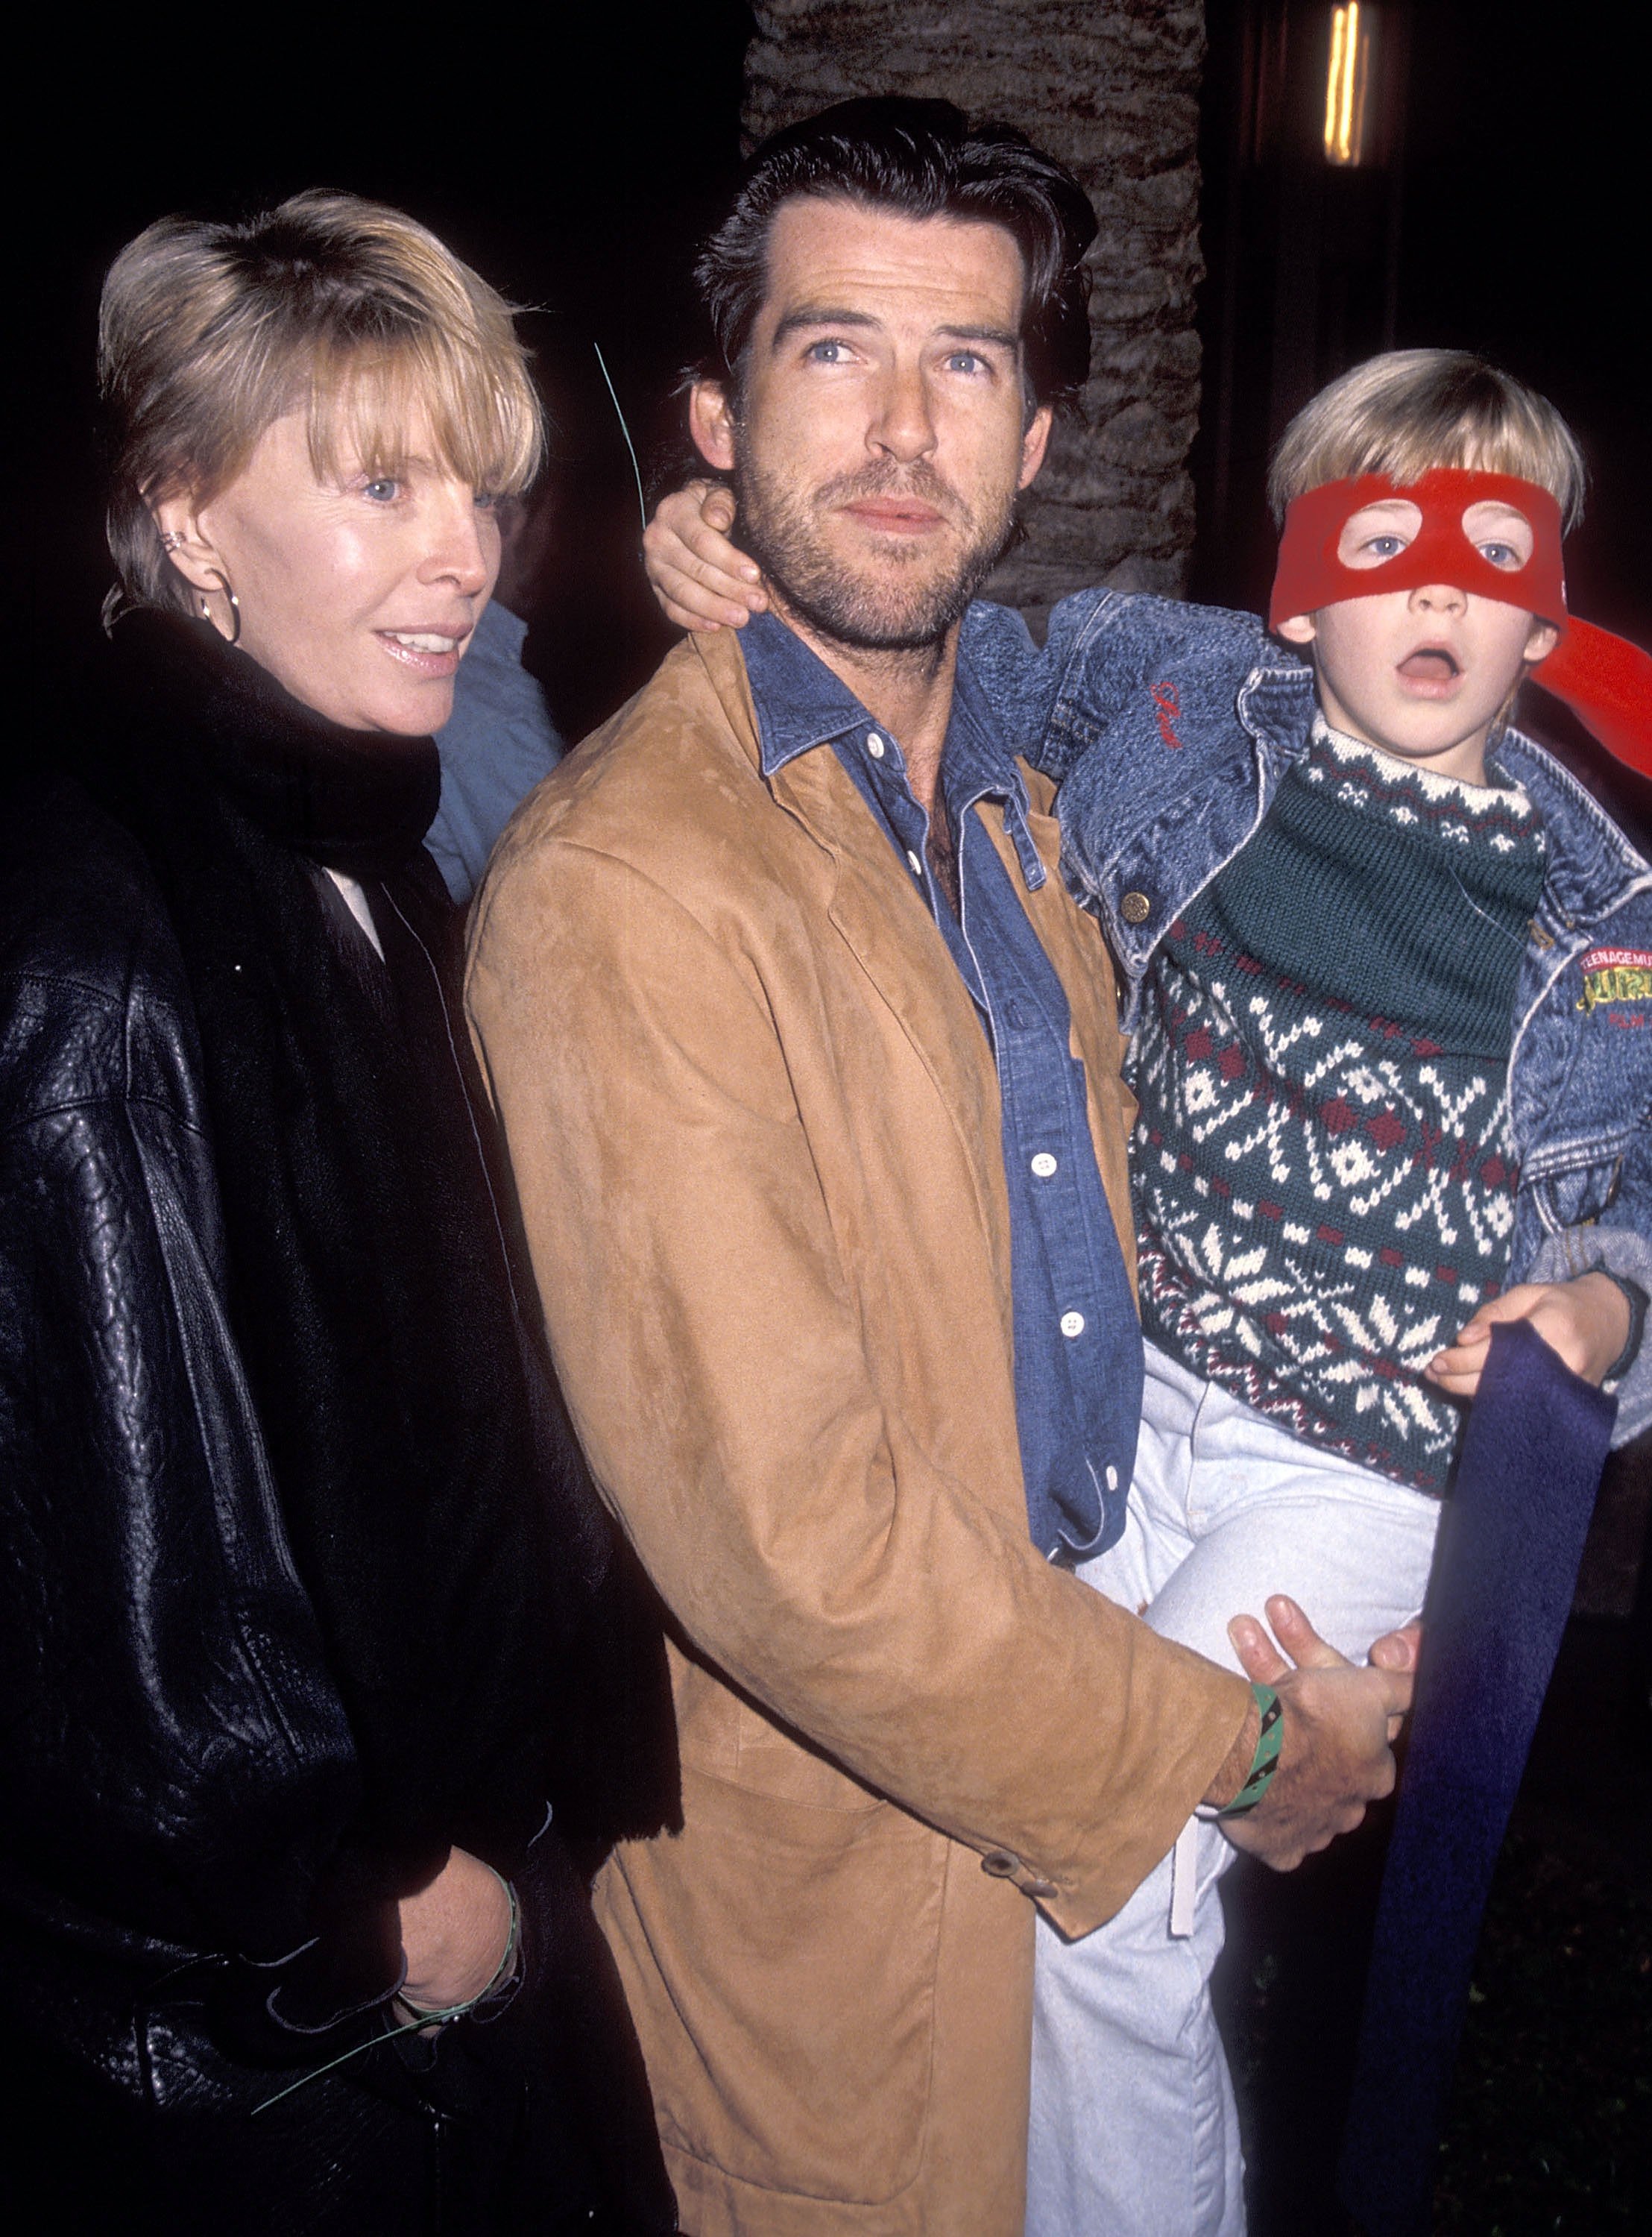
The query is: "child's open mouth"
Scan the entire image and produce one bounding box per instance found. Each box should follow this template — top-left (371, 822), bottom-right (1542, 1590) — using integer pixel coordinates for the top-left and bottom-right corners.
top-left (1397, 645), bottom-right (1462, 685)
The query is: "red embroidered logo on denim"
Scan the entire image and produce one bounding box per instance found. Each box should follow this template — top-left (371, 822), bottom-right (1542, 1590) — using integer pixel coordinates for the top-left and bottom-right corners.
top-left (1152, 680), bottom-right (1183, 749)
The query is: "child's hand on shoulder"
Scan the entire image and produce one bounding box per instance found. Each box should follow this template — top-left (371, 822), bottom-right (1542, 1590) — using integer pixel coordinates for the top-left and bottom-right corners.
top-left (1425, 1269), bottom-right (1633, 1397)
top-left (644, 480), bottom-right (766, 632)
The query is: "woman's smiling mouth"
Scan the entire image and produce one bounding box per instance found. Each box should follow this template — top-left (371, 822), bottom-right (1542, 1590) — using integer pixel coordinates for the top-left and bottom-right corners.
top-left (376, 628), bottom-right (469, 676)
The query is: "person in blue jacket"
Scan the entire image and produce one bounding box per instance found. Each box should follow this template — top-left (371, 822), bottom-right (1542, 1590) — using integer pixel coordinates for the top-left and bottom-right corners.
top-left (643, 345), bottom-right (1652, 2237)
top-left (427, 482), bottom-right (565, 904)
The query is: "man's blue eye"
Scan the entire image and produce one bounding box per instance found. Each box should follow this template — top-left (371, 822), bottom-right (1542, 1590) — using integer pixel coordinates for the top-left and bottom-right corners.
top-left (363, 478), bottom-right (399, 502)
top-left (948, 351), bottom-right (984, 374)
top-left (807, 340), bottom-right (846, 362)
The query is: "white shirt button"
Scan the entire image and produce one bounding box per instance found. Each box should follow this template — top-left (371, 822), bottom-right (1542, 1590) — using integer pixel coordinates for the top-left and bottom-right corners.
top-left (1106, 1464), bottom-right (1119, 1491)
top-left (1059, 1311), bottom-right (1085, 1339)
top-left (866, 731), bottom-right (886, 758)
top-left (1030, 1152), bottom-right (1058, 1178)
top-left (906, 849), bottom-right (924, 877)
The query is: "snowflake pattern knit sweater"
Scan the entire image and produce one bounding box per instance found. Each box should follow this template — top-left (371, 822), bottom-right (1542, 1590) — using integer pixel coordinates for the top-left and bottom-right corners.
top-left (1132, 721), bottom-right (1549, 1493)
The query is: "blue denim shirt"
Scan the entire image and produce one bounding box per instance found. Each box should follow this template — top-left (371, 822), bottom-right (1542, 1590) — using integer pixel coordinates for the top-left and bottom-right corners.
top-left (740, 611), bottom-right (1141, 1558)
top-left (962, 588), bottom-right (1652, 1444)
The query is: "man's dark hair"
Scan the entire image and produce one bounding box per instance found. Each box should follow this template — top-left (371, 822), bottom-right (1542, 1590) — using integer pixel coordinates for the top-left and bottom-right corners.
top-left (696, 96), bottom-right (1097, 413)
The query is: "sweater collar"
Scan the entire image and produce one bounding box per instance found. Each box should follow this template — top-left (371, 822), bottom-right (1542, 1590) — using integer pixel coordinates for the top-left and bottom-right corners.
top-left (1308, 712), bottom-right (1536, 819)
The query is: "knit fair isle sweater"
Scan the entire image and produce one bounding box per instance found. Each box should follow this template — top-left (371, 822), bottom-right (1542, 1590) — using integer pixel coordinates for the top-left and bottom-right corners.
top-left (1132, 721), bottom-right (1550, 1494)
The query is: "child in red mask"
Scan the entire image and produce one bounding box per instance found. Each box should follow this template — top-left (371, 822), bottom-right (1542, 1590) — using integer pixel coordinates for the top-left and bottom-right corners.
top-left (644, 350), bottom-right (1652, 2237)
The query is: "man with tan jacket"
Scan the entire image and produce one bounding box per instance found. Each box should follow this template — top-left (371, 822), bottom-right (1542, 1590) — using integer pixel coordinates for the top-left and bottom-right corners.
top-left (467, 100), bottom-right (1413, 2237)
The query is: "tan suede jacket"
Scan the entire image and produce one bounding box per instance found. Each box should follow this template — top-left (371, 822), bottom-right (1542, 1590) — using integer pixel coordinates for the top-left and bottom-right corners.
top-left (466, 629), bottom-right (1249, 2237)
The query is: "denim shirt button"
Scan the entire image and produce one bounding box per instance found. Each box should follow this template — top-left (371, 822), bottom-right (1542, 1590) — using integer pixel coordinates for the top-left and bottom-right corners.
top-left (1059, 1311), bottom-right (1085, 1338)
top-left (1121, 890), bottom-right (1152, 925)
top-left (866, 731), bottom-right (886, 759)
top-left (1030, 1151), bottom-right (1058, 1177)
top-left (905, 849), bottom-right (923, 877)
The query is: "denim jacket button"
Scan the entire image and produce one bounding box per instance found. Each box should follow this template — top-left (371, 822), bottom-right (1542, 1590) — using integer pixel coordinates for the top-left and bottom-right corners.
top-left (1121, 890), bottom-right (1152, 925)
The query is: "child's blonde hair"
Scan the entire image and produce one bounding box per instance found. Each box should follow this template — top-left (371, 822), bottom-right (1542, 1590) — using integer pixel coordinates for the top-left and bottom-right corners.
top-left (1267, 349), bottom-right (1586, 531)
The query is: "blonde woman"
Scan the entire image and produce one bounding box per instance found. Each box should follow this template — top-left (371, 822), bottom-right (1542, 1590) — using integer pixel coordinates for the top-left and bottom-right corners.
top-left (0, 194), bottom-right (676, 2236)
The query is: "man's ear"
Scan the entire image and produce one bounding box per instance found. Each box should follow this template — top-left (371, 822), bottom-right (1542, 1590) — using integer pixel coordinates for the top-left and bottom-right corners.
top-left (1275, 611), bottom-right (1318, 646)
top-left (689, 381), bottom-right (738, 475)
top-left (1018, 403), bottom-right (1053, 491)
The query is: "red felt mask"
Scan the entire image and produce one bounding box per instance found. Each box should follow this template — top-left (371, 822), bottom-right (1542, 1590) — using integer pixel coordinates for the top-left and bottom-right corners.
top-left (1269, 468), bottom-right (1652, 779)
top-left (1269, 468), bottom-right (1567, 632)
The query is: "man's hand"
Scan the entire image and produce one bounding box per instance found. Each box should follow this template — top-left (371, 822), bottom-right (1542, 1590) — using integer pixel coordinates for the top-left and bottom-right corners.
top-left (397, 1845), bottom-right (514, 2015)
top-left (1237, 1594), bottom-right (1421, 1741)
top-left (643, 481), bottom-right (766, 632)
top-left (1203, 1594), bottom-right (1412, 1871)
top-left (1365, 1614), bottom-right (1423, 1740)
top-left (1424, 1270), bottom-right (1630, 1399)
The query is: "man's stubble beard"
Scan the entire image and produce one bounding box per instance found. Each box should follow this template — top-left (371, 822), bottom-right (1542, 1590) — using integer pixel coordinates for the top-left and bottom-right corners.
top-left (731, 451), bottom-right (1020, 655)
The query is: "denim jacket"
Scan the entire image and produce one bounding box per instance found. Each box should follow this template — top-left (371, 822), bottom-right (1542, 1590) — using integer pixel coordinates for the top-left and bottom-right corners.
top-left (963, 588), bottom-right (1652, 1443)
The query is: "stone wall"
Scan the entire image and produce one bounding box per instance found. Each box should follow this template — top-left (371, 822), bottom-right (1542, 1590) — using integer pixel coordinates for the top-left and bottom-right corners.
top-left (743, 0), bottom-right (1206, 630)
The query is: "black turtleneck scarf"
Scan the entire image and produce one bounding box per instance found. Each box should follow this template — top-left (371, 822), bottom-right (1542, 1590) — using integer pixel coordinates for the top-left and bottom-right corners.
top-left (83, 611), bottom-right (676, 1921)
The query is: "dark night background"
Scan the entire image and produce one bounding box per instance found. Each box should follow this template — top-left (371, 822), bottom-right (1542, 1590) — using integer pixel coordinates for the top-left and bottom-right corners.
top-left (13, 4), bottom-right (1651, 2225)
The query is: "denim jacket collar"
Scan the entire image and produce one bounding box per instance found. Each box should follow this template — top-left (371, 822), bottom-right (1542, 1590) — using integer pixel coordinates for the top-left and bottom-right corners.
top-left (1486, 730), bottom-right (1652, 926)
top-left (1233, 654), bottom-right (1315, 779)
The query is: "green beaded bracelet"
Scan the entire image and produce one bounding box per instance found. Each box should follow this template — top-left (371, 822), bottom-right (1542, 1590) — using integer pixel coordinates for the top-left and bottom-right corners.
top-left (1219, 1683), bottom-right (1284, 1816)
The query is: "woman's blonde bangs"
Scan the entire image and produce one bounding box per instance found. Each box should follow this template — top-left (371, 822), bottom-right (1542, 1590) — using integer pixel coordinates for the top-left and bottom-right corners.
top-left (304, 331), bottom-right (543, 499)
top-left (1269, 350), bottom-right (1586, 529)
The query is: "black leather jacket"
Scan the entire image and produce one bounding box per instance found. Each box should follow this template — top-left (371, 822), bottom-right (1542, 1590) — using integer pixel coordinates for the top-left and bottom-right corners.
top-left (1, 771), bottom-right (367, 2063)
top-left (1, 766), bottom-right (677, 2236)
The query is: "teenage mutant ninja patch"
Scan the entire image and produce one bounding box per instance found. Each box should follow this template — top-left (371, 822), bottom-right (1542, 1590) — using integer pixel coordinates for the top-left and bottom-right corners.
top-left (1576, 946), bottom-right (1652, 1013)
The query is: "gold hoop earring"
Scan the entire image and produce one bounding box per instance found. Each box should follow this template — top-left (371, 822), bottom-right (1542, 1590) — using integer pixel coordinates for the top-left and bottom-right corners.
top-left (201, 567), bottom-right (242, 648)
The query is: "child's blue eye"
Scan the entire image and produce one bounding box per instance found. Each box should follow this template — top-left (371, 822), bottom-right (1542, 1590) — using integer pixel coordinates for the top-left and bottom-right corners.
top-left (1478, 541), bottom-right (1521, 568)
top-left (1365, 534), bottom-right (1406, 559)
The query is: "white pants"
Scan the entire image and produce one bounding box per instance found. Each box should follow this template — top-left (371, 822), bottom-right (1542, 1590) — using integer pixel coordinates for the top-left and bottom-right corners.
top-left (1027, 1344), bottom-right (1442, 2237)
